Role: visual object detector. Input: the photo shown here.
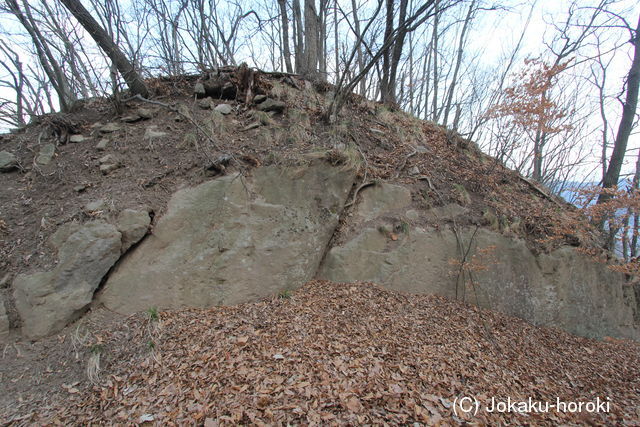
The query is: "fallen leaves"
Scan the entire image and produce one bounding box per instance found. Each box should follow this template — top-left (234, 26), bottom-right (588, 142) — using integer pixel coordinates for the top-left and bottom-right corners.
top-left (7, 281), bottom-right (640, 425)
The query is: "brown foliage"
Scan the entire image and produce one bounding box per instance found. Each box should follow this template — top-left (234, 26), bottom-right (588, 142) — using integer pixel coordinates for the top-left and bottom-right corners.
top-left (487, 58), bottom-right (573, 135)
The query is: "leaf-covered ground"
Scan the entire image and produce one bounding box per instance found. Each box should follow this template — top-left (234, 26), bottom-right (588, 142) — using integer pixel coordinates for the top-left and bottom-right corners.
top-left (5, 280), bottom-right (638, 425)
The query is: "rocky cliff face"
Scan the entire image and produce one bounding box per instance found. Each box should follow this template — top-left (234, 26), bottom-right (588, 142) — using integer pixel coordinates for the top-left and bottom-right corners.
top-left (5, 161), bottom-right (639, 341)
top-left (98, 163), bottom-right (355, 313)
top-left (319, 181), bottom-right (639, 340)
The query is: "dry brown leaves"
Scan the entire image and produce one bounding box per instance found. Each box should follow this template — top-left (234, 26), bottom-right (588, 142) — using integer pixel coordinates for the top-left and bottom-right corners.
top-left (12, 281), bottom-right (639, 425)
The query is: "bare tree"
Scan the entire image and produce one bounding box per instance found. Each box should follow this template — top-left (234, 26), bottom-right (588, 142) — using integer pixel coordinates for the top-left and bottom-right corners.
top-left (59, 0), bottom-right (149, 97)
top-left (599, 13), bottom-right (640, 204)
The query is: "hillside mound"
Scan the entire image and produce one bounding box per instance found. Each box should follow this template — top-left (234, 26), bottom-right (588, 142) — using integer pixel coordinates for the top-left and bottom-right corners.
top-left (1, 68), bottom-right (614, 337)
top-left (0, 69), bottom-right (599, 284)
top-left (1, 281), bottom-right (638, 424)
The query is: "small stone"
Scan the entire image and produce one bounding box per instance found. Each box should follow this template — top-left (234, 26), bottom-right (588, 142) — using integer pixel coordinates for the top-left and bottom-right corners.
top-left (36, 144), bottom-right (56, 165)
top-left (198, 98), bottom-right (212, 110)
top-left (370, 128), bottom-right (385, 135)
top-left (84, 199), bottom-right (107, 213)
top-left (121, 114), bottom-right (141, 123)
top-left (253, 94), bottom-right (267, 104)
top-left (144, 127), bottom-right (167, 139)
top-left (137, 108), bottom-right (153, 119)
top-left (74, 184), bottom-right (87, 193)
top-left (406, 210), bottom-right (420, 221)
top-left (194, 82), bottom-right (206, 97)
top-left (0, 151), bottom-right (18, 172)
top-left (69, 135), bottom-right (86, 143)
top-left (99, 154), bottom-right (115, 164)
top-left (99, 122), bottom-right (121, 133)
top-left (242, 122), bottom-right (261, 131)
top-left (100, 163), bottom-right (120, 175)
top-left (256, 98), bottom-right (286, 113)
top-left (214, 103), bottom-right (232, 115)
top-left (96, 139), bottom-right (109, 151)
top-left (408, 166), bottom-right (420, 176)
top-left (116, 208), bottom-right (151, 253)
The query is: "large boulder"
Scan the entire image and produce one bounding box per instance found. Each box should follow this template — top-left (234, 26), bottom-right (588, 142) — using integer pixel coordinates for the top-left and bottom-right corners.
top-left (13, 221), bottom-right (122, 338)
top-left (12, 209), bottom-right (151, 338)
top-left (99, 163), bottom-right (355, 314)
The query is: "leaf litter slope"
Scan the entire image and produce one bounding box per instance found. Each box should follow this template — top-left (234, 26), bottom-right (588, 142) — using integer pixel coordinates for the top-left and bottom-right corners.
top-left (16, 280), bottom-right (640, 425)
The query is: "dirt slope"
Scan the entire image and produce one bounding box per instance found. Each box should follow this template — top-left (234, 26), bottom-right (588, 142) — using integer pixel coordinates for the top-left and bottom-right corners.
top-left (1, 281), bottom-right (638, 425)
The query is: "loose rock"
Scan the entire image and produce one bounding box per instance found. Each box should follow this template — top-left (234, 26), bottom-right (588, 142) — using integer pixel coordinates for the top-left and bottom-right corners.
top-left (0, 150), bottom-right (18, 172)
top-left (253, 94), bottom-right (267, 104)
top-left (96, 139), bottom-right (109, 151)
top-left (214, 103), bottom-right (233, 115)
top-left (13, 221), bottom-right (123, 338)
top-left (100, 163), bottom-right (120, 175)
top-left (36, 144), bottom-right (56, 165)
top-left (99, 122), bottom-right (121, 133)
top-left (116, 208), bottom-right (151, 253)
top-left (68, 135), bottom-right (86, 143)
top-left (198, 98), bottom-right (213, 110)
top-left (256, 98), bottom-right (286, 113)
top-left (84, 199), bottom-right (108, 213)
top-left (144, 126), bottom-right (168, 139)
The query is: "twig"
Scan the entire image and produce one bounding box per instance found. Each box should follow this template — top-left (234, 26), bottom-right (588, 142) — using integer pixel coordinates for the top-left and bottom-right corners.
top-left (417, 175), bottom-right (436, 190)
top-left (344, 181), bottom-right (376, 209)
top-left (344, 134), bottom-right (371, 209)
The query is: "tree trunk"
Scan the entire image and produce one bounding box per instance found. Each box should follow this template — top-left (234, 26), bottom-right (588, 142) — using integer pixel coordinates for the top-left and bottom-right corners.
top-left (59, 0), bottom-right (149, 97)
top-left (386, 0), bottom-right (408, 104)
top-left (380, 0), bottom-right (394, 103)
top-left (599, 14), bottom-right (640, 204)
top-left (277, 0), bottom-right (293, 73)
top-left (302, 0), bottom-right (319, 78)
top-left (292, 0), bottom-right (304, 73)
top-left (443, 0), bottom-right (474, 127)
top-left (5, 0), bottom-right (76, 112)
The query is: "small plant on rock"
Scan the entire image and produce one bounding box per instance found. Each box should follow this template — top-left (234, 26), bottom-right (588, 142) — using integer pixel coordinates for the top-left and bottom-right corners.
top-left (279, 289), bottom-right (292, 299)
top-left (147, 306), bottom-right (159, 321)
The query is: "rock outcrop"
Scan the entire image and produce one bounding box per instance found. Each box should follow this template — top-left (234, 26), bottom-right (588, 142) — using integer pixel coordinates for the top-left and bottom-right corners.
top-left (13, 210), bottom-right (151, 338)
top-left (0, 150), bottom-right (17, 172)
top-left (318, 183), bottom-right (639, 340)
top-left (13, 221), bottom-right (122, 338)
top-left (99, 163), bottom-right (355, 314)
top-left (8, 162), bottom-right (640, 341)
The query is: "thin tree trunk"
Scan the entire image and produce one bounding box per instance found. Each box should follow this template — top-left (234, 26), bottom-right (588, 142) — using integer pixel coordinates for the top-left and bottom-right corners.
top-left (292, 0), bottom-right (304, 73)
top-left (599, 14), bottom-right (640, 204)
top-left (60, 0), bottom-right (148, 97)
top-left (431, 0), bottom-right (440, 121)
top-left (443, 0), bottom-right (474, 127)
top-left (6, 0), bottom-right (75, 111)
top-left (302, 0), bottom-right (319, 78)
top-left (386, 0), bottom-right (408, 103)
top-left (278, 0), bottom-right (293, 73)
top-left (350, 0), bottom-right (366, 95)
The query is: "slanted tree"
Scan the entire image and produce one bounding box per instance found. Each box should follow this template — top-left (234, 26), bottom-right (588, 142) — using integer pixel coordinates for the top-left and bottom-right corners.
top-left (59, 0), bottom-right (149, 97)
